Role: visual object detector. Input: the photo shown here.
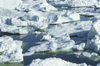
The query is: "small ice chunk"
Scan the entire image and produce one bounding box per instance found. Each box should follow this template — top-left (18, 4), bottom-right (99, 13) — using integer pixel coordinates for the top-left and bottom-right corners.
top-left (82, 52), bottom-right (92, 58)
top-left (47, 21), bottom-right (92, 37)
top-left (73, 43), bottom-right (85, 51)
top-left (92, 20), bottom-right (100, 37)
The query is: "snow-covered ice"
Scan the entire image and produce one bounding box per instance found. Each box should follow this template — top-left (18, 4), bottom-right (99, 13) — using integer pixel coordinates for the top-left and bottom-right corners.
top-left (28, 58), bottom-right (88, 66)
top-left (0, 0), bottom-right (22, 9)
top-left (0, 36), bottom-right (23, 62)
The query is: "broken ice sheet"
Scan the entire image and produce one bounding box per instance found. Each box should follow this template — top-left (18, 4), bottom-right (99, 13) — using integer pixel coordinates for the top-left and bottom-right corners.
top-left (23, 34), bottom-right (75, 56)
top-left (1, 0), bottom-right (100, 66)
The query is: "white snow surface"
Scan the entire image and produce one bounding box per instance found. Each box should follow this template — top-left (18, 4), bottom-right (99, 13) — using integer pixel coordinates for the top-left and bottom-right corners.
top-left (0, 0), bottom-right (22, 9)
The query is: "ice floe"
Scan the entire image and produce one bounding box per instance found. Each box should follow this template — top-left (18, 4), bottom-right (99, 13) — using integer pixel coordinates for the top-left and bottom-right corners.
top-left (28, 58), bottom-right (88, 66)
top-left (0, 36), bottom-right (23, 62)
